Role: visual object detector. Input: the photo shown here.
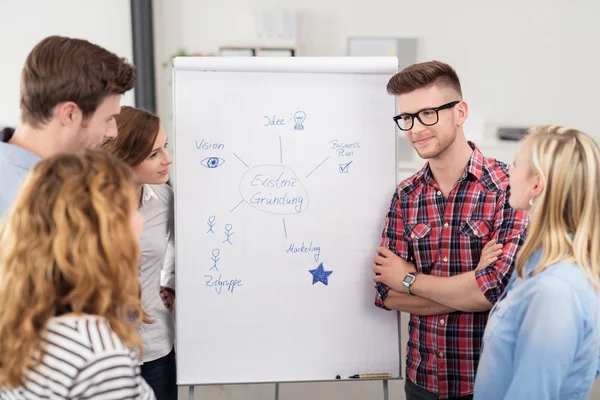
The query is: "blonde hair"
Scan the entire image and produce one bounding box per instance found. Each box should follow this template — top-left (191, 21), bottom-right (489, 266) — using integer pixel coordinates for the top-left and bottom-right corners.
top-left (0, 150), bottom-right (144, 388)
top-left (516, 125), bottom-right (600, 288)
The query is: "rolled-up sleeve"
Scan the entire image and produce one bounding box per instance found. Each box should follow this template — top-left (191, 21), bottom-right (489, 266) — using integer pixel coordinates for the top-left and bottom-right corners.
top-left (475, 193), bottom-right (528, 304)
top-left (375, 189), bottom-right (408, 310)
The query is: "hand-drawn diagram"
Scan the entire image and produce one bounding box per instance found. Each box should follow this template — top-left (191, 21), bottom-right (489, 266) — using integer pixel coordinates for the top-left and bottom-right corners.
top-left (339, 161), bottom-right (353, 174)
top-left (308, 263), bottom-right (333, 285)
top-left (194, 108), bottom-right (362, 288)
top-left (201, 156), bottom-right (225, 169)
top-left (210, 248), bottom-right (220, 271)
top-left (204, 242), bottom-right (242, 295)
top-left (206, 215), bottom-right (216, 233)
top-left (238, 164), bottom-right (309, 215)
top-left (222, 224), bottom-right (234, 245)
top-left (293, 110), bottom-right (306, 130)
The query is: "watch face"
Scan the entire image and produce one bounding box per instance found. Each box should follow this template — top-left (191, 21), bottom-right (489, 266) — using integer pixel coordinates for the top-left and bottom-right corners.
top-left (403, 274), bottom-right (415, 284)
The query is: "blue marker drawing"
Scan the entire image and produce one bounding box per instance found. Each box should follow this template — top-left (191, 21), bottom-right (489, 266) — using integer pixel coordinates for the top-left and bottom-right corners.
top-left (239, 164), bottom-right (310, 215)
top-left (279, 135), bottom-right (283, 163)
top-left (264, 116), bottom-right (285, 127)
top-left (330, 139), bottom-right (360, 157)
top-left (195, 139), bottom-right (225, 150)
top-left (206, 215), bottom-right (216, 233)
top-left (201, 156), bottom-right (225, 169)
top-left (210, 248), bottom-right (220, 271)
top-left (287, 241), bottom-right (321, 262)
top-left (230, 199), bottom-right (244, 213)
top-left (223, 224), bottom-right (234, 245)
top-left (305, 157), bottom-right (330, 179)
top-left (205, 274), bottom-right (243, 294)
top-left (339, 161), bottom-right (353, 173)
top-left (309, 262), bottom-right (333, 285)
top-left (283, 219), bottom-right (288, 239)
top-left (233, 152), bottom-right (249, 168)
top-left (293, 111), bottom-right (306, 130)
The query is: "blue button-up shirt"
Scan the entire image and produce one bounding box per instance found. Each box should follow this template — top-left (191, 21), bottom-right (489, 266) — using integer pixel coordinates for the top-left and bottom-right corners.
top-left (0, 132), bottom-right (41, 219)
top-left (474, 249), bottom-right (600, 400)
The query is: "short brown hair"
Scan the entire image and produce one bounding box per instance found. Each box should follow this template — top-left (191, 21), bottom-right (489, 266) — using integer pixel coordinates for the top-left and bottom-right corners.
top-left (387, 60), bottom-right (462, 97)
top-left (101, 106), bottom-right (160, 168)
top-left (20, 35), bottom-right (136, 127)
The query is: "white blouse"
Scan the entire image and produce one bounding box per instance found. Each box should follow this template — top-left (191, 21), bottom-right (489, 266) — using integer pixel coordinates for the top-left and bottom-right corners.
top-left (138, 184), bottom-right (175, 363)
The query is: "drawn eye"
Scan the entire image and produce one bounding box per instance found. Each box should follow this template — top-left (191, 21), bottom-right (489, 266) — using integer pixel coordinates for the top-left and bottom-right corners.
top-left (201, 157), bottom-right (225, 169)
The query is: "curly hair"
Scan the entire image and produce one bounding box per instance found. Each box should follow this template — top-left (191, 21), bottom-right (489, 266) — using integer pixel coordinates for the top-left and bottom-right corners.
top-left (0, 149), bottom-right (144, 388)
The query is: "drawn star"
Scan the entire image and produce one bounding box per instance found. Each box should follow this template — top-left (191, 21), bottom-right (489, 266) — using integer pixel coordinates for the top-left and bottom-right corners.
top-left (308, 263), bottom-right (333, 285)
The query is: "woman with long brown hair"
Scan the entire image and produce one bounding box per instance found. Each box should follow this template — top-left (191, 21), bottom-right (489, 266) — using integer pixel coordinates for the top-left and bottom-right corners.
top-left (102, 106), bottom-right (176, 399)
top-left (0, 150), bottom-right (155, 399)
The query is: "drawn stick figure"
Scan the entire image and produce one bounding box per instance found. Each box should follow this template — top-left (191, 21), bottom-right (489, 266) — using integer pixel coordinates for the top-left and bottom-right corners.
top-left (210, 248), bottom-right (220, 271)
top-left (206, 215), bottom-right (216, 233)
top-left (223, 224), bottom-right (234, 245)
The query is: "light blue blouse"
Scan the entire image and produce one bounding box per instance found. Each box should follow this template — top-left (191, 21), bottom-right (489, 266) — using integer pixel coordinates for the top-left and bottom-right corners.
top-left (474, 250), bottom-right (600, 400)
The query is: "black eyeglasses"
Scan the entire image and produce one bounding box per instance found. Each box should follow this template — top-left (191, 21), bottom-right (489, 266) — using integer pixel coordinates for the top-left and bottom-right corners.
top-left (393, 101), bottom-right (460, 131)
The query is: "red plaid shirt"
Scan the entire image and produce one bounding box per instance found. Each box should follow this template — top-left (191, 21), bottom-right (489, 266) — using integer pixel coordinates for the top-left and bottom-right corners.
top-left (375, 143), bottom-right (528, 399)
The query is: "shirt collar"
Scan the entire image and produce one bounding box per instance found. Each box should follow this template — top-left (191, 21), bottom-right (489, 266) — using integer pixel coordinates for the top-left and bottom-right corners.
top-left (141, 184), bottom-right (158, 207)
top-left (414, 141), bottom-right (484, 184)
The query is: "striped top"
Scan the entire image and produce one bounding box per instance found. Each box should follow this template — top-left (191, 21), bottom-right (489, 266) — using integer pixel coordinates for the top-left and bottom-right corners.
top-left (0, 315), bottom-right (156, 400)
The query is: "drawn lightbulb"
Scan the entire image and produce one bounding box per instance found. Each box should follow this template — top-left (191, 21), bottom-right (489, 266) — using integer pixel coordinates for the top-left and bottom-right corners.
top-left (293, 110), bottom-right (306, 131)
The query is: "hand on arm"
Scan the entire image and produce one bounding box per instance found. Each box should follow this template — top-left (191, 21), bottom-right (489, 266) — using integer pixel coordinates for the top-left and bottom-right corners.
top-left (160, 286), bottom-right (175, 312)
top-left (384, 193), bottom-right (526, 312)
top-left (476, 239), bottom-right (503, 271)
top-left (405, 239), bottom-right (505, 312)
top-left (373, 247), bottom-right (457, 315)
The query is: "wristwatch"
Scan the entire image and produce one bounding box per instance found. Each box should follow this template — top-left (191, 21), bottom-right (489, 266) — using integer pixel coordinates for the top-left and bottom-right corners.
top-left (402, 273), bottom-right (417, 295)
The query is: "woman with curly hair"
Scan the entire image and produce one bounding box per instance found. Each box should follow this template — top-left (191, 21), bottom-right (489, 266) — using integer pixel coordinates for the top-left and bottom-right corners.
top-left (0, 149), bottom-right (155, 399)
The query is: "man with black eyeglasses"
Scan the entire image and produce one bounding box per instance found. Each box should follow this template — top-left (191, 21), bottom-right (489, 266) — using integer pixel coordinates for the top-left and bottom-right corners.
top-left (371, 61), bottom-right (528, 400)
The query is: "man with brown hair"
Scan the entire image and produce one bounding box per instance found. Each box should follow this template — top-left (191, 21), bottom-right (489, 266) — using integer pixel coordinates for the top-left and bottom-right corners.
top-left (0, 35), bottom-right (136, 217)
top-left (372, 61), bottom-right (528, 399)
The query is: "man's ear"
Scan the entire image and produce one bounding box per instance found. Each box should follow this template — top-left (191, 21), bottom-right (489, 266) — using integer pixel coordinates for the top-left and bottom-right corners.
top-left (456, 100), bottom-right (468, 127)
top-left (55, 102), bottom-right (82, 127)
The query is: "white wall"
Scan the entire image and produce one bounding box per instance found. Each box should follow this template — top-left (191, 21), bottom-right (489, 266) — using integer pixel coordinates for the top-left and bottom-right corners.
top-left (0, 0), bottom-right (134, 128)
top-left (153, 0), bottom-right (600, 160)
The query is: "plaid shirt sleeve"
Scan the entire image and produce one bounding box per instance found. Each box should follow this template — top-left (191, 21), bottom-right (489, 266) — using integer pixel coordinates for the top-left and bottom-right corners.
top-left (374, 189), bottom-right (408, 310)
top-left (474, 192), bottom-right (528, 304)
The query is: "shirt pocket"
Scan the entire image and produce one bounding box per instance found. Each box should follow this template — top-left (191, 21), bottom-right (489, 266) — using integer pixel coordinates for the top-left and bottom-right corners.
top-left (459, 219), bottom-right (492, 239)
top-left (404, 223), bottom-right (435, 273)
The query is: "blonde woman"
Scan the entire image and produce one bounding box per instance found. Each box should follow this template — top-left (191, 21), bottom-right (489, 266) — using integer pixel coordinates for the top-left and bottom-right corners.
top-left (474, 126), bottom-right (600, 400)
top-left (0, 150), bottom-right (156, 399)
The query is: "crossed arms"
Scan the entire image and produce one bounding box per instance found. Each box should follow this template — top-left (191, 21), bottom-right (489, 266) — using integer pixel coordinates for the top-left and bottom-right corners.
top-left (373, 191), bottom-right (527, 315)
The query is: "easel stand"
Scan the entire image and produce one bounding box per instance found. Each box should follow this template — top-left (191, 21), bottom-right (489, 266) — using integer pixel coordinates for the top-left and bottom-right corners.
top-left (186, 379), bottom-right (392, 400)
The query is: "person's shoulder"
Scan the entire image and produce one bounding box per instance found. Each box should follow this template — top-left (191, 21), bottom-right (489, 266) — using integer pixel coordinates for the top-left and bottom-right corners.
top-left (147, 183), bottom-right (173, 203)
top-left (541, 262), bottom-right (597, 295)
top-left (50, 315), bottom-right (132, 356)
top-left (396, 164), bottom-right (428, 198)
top-left (526, 262), bottom-right (598, 315)
top-left (479, 153), bottom-right (511, 192)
